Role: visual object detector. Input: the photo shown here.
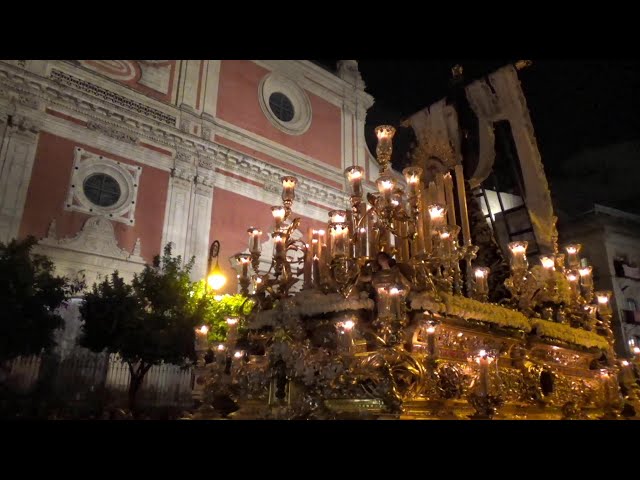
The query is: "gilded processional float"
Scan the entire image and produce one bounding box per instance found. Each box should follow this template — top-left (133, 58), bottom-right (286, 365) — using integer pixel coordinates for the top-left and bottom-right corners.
top-left (192, 63), bottom-right (640, 420)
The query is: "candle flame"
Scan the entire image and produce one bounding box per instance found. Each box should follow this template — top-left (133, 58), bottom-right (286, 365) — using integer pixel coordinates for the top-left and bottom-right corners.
top-left (271, 206), bottom-right (286, 219)
top-left (346, 167), bottom-right (363, 180)
top-left (474, 268), bottom-right (487, 279)
top-left (343, 320), bottom-right (355, 331)
top-left (579, 266), bottom-right (592, 277)
top-left (509, 241), bottom-right (528, 254)
top-left (622, 360), bottom-right (630, 366)
top-left (198, 325), bottom-right (209, 335)
top-left (380, 180), bottom-right (394, 191)
top-left (567, 273), bottom-right (578, 282)
top-left (389, 287), bottom-right (400, 295)
top-left (566, 245), bottom-right (579, 254)
top-left (428, 205), bottom-right (446, 219)
top-left (540, 256), bottom-right (555, 269)
top-left (234, 351), bottom-right (243, 359)
top-left (426, 326), bottom-right (436, 334)
top-left (281, 176), bottom-right (297, 188)
top-left (217, 344), bottom-right (225, 351)
top-left (597, 294), bottom-right (609, 304)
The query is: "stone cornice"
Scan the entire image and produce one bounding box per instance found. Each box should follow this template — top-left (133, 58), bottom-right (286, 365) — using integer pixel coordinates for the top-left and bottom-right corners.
top-left (0, 62), bottom-right (349, 211)
top-left (254, 60), bottom-right (374, 110)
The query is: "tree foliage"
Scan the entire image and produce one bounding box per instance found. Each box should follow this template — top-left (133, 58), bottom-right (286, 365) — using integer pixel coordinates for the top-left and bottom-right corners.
top-left (0, 236), bottom-right (66, 363)
top-left (191, 280), bottom-right (254, 343)
top-left (79, 243), bottom-right (208, 411)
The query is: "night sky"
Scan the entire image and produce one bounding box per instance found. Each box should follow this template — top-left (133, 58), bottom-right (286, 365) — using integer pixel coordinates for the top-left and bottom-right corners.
top-left (318, 60), bottom-right (640, 215)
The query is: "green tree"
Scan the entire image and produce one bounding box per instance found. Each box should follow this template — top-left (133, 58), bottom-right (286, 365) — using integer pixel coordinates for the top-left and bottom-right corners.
top-left (0, 236), bottom-right (66, 364)
top-left (79, 244), bottom-right (208, 413)
top-left (190, 280), bottom-right (254, 343)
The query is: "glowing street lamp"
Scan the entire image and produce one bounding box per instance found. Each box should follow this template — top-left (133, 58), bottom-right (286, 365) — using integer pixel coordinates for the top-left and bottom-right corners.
top-left (207, 240), bottom-right (227, 293)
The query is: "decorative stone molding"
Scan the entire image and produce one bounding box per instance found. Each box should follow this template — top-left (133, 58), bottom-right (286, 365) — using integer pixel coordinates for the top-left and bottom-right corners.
top-left (258, 73), bottom-right (312, 136)
top-left (0, 62), bottom-right (348, 210)
top-left (40, 216), bottom-right (144, 262)
top-left (87, 120), bottom-right (138, 144)
top-left (49, 69), bottom-right (176, 126)
top-left (337, 60), bottom-right (365, 90)
top-left (65, 147), bottom-right (141, 225)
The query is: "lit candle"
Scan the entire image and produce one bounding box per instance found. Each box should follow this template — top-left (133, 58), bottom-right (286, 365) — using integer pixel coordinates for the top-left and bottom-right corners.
top-left (376, 287), bottom-right (391, 317)
top-left (272, 232), bottom-right (285, 259)
top-left (403, 166), bottom-right (422, 198)
top-left (579, 265), bottom-right (593, 300)
top-left (226, 317), bottom-right (239, 349)
top-left (339, 319), bottom-right (355, 353)
top-left (508, 241), bottom-right (528, 271)
top-left (565, 244), bottom-right (582, 268)
top-left (357, 226), bottom-right (368, 259)
top-left (474, 267), bottom-right (490, 300)
top-left (595, 291), bottom-right (613, 315)
top-left (566, 271), bottom-right (579, 301)
top-left (376, 174), bottom-right (396, 206)
top-left (281, 176), bottom-right (297, 203)
top-left (375, 125), bottom-right (396, 172)
top-left (271, 206), bottom-right (286, 230)
top-left (540, 255), bottom-right (555, 272)
top-left (454, 164), bottom-right (471, 246)
top-left (247, 227), bottom-right (262, 254)
top-left (438, 227), bottom-right (452, 257)
top-left (329, 222), bottom-right (349, 257)
top-left (428, 204), bottom-right (447, 234)
top-left (476, 350), bottom-right (492, 397)
top-left (345, 166), bottom-right (364, 198)
top-left (443, 172), bottom-right (457, 227)
top-left (389, 286), bottom-right (404, 320)
top-left (329, 210), bottom-right (347, 224)
top-left (215, 343), bottom-right (226, 363)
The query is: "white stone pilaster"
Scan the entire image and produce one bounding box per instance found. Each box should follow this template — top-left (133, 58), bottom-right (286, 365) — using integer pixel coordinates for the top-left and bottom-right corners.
top-left (161, 164), bottom-right (195, 261)
top-left (0, 114), bottom-right (40, 243)
top-left (202, 60), bottom-right (221, 121)
top-left (185, 176), bottom-right (213, 280)
top-left (177, 60), bottom-right (204, 113)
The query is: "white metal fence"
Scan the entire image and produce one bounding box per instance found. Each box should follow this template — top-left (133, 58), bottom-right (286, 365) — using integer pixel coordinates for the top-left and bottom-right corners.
top-left (2, 350), bottom-right (194, 409)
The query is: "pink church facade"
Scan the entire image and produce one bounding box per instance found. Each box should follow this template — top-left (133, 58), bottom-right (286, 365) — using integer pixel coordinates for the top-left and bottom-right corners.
top-left (0, 60), bottom-right (377, 292)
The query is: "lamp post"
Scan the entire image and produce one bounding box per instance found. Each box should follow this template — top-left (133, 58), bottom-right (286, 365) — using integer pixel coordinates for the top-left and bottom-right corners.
top-left (207, 240), bottom-right (227, 295)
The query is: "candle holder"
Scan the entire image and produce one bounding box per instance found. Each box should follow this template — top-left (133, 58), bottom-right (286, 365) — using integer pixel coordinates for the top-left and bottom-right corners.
top-left (231, 253), bottom-right (252, 295)
top-left (595, 291), bottom-right (614, 344)
top-left (345, 165), bottom-right (364, 198)
top-left (247, 227), bottom-right (263, 274)
top-left (375, 125), bottom-right (396, 173)
top-left (579, 265), bottom-right (594, 302)
top-left (376, 174), bottom-right (397, 209)
top-left (281, 176), bottom-right (297, 217)
top-left (468, 349), bottom-right (502, 419)
top-left (473, 267), bottom-right (490, 302)
top-left (423, 315), bottom-right (439, 359)
top-left (337, 319), bottom-right (356, 354)
top-left (271, 206), bottom-right (286, 231)
top-left (565, 244), bottom-right (582, 268)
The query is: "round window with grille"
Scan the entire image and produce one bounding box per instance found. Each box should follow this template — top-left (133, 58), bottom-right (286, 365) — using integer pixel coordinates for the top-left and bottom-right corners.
top-left (83, 173), bottom-right (122, 207)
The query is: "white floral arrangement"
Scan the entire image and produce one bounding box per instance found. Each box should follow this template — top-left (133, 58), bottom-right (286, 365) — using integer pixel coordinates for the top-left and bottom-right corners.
top-left (410, 292), bottom-right (531, 332)
top-left (291, 290), bottom-right (374, 317)
top-left (531, 319), bottom-right (609, 350)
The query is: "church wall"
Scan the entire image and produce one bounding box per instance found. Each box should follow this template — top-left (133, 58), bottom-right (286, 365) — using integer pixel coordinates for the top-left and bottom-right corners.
top-left (19, 132), bottom-right (169, 263)
top-left (215, 60), bottom-right (343, 171)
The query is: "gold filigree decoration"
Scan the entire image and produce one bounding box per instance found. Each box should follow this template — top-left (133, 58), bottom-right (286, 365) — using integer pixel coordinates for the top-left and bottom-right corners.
top-left (410, 135), bottom-right (458, 180)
